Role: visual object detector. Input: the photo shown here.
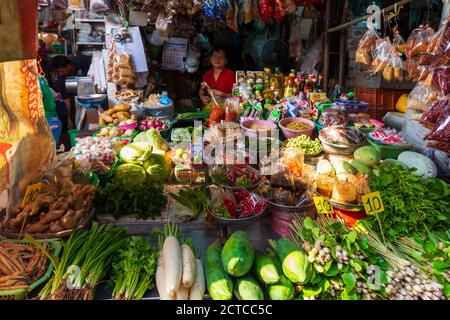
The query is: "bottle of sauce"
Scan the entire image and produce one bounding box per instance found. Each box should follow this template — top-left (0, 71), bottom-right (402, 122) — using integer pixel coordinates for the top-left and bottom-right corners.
top-left (274, 67), bottom-right (284, 92)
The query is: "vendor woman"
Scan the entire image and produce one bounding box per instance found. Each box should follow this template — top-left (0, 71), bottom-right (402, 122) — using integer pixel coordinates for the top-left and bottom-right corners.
top-left (199, 47), bottom-right (235, 105)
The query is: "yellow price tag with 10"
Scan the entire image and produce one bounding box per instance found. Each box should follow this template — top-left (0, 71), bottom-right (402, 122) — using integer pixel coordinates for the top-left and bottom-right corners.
top-left (362, 191), bottom-right (385, 215)
top-left (313, 196), bottom-right (334, 215)
top-left (21, 182), bottom-right (42, 207)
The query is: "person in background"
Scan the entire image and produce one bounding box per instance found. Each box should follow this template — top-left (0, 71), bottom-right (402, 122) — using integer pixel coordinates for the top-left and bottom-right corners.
top-left (39, 76), bottom-right (62, 148)
top-left (199, 47), bottom-right (235, 106)
top-left (51, 55), bottom-right (92, 129)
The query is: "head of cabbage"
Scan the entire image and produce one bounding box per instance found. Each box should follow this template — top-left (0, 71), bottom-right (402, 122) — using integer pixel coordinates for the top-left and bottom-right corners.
top-left (120, 142), bottom-right (152, 164)
top-left (143, 153), bottom-right (172, 182)
top-left (114, 163), bottom-right (147, 186)
top-left (134, 128), bottom-right (169, 152)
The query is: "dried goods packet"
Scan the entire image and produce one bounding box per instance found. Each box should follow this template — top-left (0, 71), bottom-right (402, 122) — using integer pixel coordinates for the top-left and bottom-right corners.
top-left (355, 28), bottom-right (379, 65)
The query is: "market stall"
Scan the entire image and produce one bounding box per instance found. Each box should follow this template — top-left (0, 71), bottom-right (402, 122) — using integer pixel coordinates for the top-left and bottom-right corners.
top-left (0, 0), bottom-right (449, 301)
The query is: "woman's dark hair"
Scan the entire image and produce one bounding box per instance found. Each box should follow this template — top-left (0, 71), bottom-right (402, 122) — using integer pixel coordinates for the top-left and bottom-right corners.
top-left (211, 46), bottom-right (228, 59)
top-left (51, 55), bottom-right (72, 69)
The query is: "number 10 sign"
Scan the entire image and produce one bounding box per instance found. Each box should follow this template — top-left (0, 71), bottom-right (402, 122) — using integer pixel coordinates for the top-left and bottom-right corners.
top-left (362, 191), bottom-right (385, 215)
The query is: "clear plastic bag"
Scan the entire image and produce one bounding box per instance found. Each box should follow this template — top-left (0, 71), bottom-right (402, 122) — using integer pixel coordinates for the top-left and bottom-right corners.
top-left (90, 0), bottom-right (109, 12)
top-left (431, 66), bottom-right (450, 96)
top-left (392, 26), bottom-right (406, 54)
top-left (389, 52), bottom-right (404, 81)
top-left (428, 15), bottom-right (450, 59)
top-left (421, 96), bottom-right (449, 128)
top-left (424, 104), bottom-right (450, 153)
top-left (370, 37), bottom-right (392, 74)
top-left (406, 82), bottom-right (439, 112)
top-left (405, 24), bottom-right (435, 59)
top-left (243, 0), bottom-right (253, 24)
top-left (68, 0), bottom-right (85, 10)
top-left (355, 28), bottom-right (379, 65)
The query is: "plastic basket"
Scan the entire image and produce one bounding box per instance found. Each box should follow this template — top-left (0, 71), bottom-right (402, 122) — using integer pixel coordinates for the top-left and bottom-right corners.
top-left (354, 88), bottom-right (411, 120)
top-left (367, 139), bottom-right (411, 160)
top-left (0, 239), bottom-right (62, 300)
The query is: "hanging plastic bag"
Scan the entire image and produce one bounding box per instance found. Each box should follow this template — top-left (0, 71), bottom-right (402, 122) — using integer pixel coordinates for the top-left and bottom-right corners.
top-left (405, 24), bottom-right (435, 59)
top-left (355, 27), bottom-right (379, 65)
top-left (370, 37), bottom-right (392, 74)
top-left (390, 52), bottom-right (404, 81)
top-left (225, 0), bottom-right (238, 32)
top-left (68, 0), bottom-right (85, 10)
top-left (243, 0), bottom-right (253, 24)
top-left (406, 82), bottom-right (440, 113)
top-left (284, 0), bottom-right (297, 14)
top-left (424, 104), bottom-right (450, 153)
top-left (431, 66), bottom-right (450, 96)
top-left (428, 15), bottom-right (450, 59)
top-left (155, 10), bottom-right (170, 39)
top-left (259, 0), bottom-right (274, 23)
top-left (392, 26), bottom-right (406, 54)
top-left (273, 0), bottom-right (287, 21)
top-left (90, 0), bottom-right (109, 12)
top-left (421, 96), bottom-right (449, 129)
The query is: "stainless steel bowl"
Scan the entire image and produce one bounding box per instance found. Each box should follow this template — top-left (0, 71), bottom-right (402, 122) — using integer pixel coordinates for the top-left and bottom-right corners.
top-left (208, 208), bottom-right (266, 227)
top-left (77, 93), bottom-right (107, 103)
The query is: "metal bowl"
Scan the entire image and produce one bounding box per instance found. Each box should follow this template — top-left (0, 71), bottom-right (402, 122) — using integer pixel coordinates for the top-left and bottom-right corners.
top-left (208, 207), bottom-right (267, 227)
top-left (329, 200), bottom-right (364, 212)
top-left (77, 94), bottom-right (107, 103)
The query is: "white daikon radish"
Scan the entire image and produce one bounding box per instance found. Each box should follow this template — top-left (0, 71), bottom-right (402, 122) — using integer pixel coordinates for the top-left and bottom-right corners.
top-left (163, 236), bottom-right (182, 296)
top-left (176, 285), bottom-right (190, 300)
top-left (189, 259), bottom-right (206, 300)
top-left (181, 244), bottom-right (196, 288)
top-left (156, 257), bottom-right (174, 300)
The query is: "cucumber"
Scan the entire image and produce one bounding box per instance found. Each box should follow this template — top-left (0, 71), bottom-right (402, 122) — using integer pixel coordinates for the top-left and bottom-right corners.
top-left (350, 160), bottom-right (370, 175)
top-left (205, 241), bottom-right (233, 300)
top-left (221, 231), bottom-right (255, 277)
top-left (234, 273), bottom-right (264, 300)
top-left (253, 251), bottom-right (280, 285)
top-left (268, 256), bottom-right (295, 300)
top-left (271, 238), bottom-right (312, 284)
top-left (342, 161), bottom-right (357, 175)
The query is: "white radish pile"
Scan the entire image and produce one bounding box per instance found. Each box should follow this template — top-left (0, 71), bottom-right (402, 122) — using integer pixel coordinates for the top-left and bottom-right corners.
top-left (156, 234), bottom-right (205, 300)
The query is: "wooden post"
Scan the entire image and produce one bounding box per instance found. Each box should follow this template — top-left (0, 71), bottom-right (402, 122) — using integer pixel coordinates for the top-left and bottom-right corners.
top-left (323, 0), bottom-right (331, 93)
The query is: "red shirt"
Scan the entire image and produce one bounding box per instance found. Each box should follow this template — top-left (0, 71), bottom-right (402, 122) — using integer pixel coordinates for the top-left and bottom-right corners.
top-left (202, 68), bottom-right (235, 94)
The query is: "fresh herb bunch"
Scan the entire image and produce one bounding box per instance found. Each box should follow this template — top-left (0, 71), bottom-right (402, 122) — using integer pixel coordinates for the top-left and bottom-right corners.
top-left (169, 185), bottom-right (210, 219)
top-left (367, 165), bottom-right (450, 240)
top-left (94, 177), bottom-right (167, 220)
top-left (290, 216), bottom-right (390, 300)
top-left (110, 236), bottom-right (158, 300)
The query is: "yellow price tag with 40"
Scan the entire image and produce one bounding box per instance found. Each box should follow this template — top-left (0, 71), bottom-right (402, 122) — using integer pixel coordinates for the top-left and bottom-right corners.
top-left (362, 191), bottom-right (385, 215)
top-left (21, 182), bottom-right (42, 207)
top-left (313, 196), bottom-right (334, 215)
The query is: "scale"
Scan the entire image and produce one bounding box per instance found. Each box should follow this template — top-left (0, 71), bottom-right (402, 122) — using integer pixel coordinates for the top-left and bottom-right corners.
top-left (75, 94), bottom-right (107, 131)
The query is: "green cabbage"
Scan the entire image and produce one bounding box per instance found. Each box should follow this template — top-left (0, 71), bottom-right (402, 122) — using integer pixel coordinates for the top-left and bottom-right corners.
top-left (134, 128), bottom-right (169, 152)
top-left (114, 163), bottom-right (147, 186)
top-left (143, 153), bottom-right (172, 182)
top-left (120, 142), bottom-right (152, 164)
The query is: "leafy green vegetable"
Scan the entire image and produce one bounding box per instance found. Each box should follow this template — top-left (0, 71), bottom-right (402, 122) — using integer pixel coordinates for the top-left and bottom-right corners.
top-left (95, 177), bottom-right (167, 220)
top-left (236, 175), bottom-right (252, 188)
top-left (134, 128), bottom-right (169, 151)
top-left (114, 163), bottom-right (147, 186)
top-left (367, 165), bottom-right (450, 240)
top-left (119, 142), bottom-right (152, 164)
top-left (142, 153), bottom-right (172, 182)
top-left (110, 236), bottom-right (158, 300)
top-left (169, 185), bottom-right (210, 219)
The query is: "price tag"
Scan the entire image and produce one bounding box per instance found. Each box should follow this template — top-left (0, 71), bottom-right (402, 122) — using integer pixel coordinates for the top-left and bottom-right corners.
top-left (362, 191), bottom-right (385, 215)
top-left (21, 182), bottom-right (42, 207)
top-left (313, 196), bottom-right (334, 215)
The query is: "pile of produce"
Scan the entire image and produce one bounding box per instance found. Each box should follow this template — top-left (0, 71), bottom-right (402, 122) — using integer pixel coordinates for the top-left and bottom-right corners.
top-left (318, 108), bottom-right (349, 127)
top-left (99, 103), bottom-right (136, 126)
top-left (110, 236), bottom-right (158, 300)
top-left (139, 117), bottom-right (170, 132)
top-left (94, 169), bottom-right (167, 220)
top-left (211, 164), bottom-right (260, 188)
top-left (284, 135), bottom-right (323, 155)
top-left (98, 120), bottom-right (138, 138)
top-left (169, 185), bottom-right (210, 220)
top-left (38, 223), bottom-right (127, 300)
top-left (319, 126), bottom-right (366, 146)
top-left (286, 122), bottom-right (312, 131)
top-left (71, 136), bottom-right (118, 174)
top-left (155, 224), bottom-right (205, 300)
top-left (3, 181), bottom-right (96, 234)
top-left (0, 241), bottom-right (53, 292)
top-left (210, 188), bottom-right (268, 219)
top-left (366, 163), bottom-right (450, 240)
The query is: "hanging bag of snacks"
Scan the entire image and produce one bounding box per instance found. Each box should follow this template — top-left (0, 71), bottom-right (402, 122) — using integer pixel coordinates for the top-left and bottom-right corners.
top-left (355, 27), bottom-right (379, 65)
